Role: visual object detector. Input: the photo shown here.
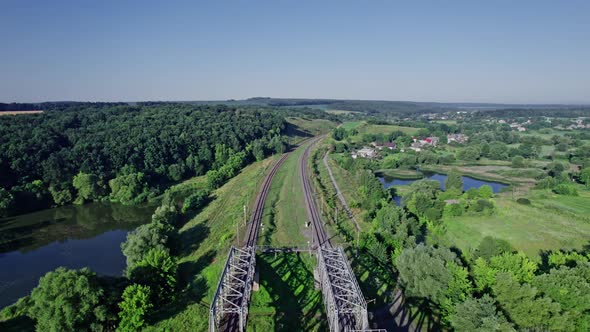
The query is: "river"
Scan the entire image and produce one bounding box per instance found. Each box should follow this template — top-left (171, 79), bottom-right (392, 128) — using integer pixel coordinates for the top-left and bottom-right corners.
top-left (0, 202), bottom-right (155, 308)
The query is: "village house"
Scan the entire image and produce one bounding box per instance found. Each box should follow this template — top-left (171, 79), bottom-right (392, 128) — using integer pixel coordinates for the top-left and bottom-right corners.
top-left (407, 136), bottom-right (439, 152)
top-left (372, 142), bottom-right (397, 150)
top-left (351, 147), bottom-right (377, 159)
top-left (447, 133), bottom-right (469, 144)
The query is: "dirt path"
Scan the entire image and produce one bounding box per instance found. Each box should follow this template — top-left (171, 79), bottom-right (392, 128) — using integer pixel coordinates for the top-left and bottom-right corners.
top-left (322, 151), bottom-right (360, 232)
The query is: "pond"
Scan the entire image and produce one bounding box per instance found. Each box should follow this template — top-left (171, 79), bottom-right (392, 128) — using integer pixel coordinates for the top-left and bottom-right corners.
top-left (0, 202), bottom-right (155, 308)
top-left (379, 171), bottom-right (508, 205)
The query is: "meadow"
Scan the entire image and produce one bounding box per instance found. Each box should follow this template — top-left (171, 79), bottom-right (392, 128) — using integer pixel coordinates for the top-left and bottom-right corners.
top-left (435, 187), bottom-right (590, 259)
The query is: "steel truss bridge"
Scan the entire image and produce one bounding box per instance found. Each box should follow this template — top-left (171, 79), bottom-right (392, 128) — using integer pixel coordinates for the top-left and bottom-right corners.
top-left (209, 138), bottom-right (376, 332)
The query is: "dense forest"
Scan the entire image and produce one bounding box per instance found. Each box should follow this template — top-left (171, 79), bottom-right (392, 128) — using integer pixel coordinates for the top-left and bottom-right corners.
top-left (0, 104), bottom-right (286, 215)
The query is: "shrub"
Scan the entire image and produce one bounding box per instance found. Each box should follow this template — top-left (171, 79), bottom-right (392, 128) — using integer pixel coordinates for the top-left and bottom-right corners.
top-left (474, 236), bottom-right (515, 261)
top-left (472, 199), bottom-right (494, 213)
top-left (29, 267), bottom-right (109, 331)
top-left (511, 156), bottom-right (525, 168)
top-left (478, 185), bottom-right (493, 199)
top-left (181, 190), bottom-right (210, 214)
top-left (516, 198), bottom-right (531, 205)
top-left (553, 184), bottom-right (578, 196)
top-left (117, 284), bottom-right (152, 332)
top-left (535, 176), bottom-right (556, 189)
top-left (129, 248), bottom-right (177, 303)
top-left (444, 203), bottom-right (463, 217)
top-left (121, 222), bottom-right (173, 272)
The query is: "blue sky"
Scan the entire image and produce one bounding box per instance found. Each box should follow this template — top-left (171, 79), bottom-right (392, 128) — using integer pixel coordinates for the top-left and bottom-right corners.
top-left (1, 0), bottom-right (589, 103)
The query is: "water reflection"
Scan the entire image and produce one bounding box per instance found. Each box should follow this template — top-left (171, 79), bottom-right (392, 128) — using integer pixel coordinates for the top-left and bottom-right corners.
top-left (379, 171), bottom-right (508, 205)
top-left (0, 202), bottom-right (154, 308)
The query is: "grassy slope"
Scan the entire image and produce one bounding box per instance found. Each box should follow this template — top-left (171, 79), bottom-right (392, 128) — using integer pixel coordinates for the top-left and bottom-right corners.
top-left (145, 156), bottom-right (280, 331)
top-left (325, 154), bottom-right (372, 227)
top-left (340, 121), bottom-right (364, 130)
top-left (437, 188), bottom-right (590, 259)
top-left (285, 117), bottom-right (336, 141)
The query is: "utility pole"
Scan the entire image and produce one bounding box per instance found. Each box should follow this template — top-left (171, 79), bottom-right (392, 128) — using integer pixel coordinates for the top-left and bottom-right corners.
top-left (356, 227), bottom-right (360, 256)
top-left (236, 217), bottom-right (240, 247)
top-left (243, 204), bottom-right (247, 226)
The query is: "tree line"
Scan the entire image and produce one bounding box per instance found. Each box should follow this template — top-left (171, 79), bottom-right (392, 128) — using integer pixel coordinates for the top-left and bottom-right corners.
top-left (0, 104), bottom-right (286, 216)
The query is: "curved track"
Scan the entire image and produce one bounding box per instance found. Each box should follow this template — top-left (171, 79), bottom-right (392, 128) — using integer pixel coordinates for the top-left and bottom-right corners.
top-left (299, 136), bottom-right (330, 248)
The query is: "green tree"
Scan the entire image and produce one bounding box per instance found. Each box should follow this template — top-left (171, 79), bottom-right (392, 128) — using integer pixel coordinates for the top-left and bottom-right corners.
top-left (450, 295), bottom-right (514, 332)
top-left (553, 183), bottom-right (578, 196)
top-left (332, 127), bottom-right (348, 141)
top-left (72, 172), bottom-right (101, 204)
top-left (396, 244), bottom-right (471, 311)
top-left (511, 156), bottom-right (525, 168)
top-left (492, 273), bottom-right (573, 331)
top-left (473, 252), bottom-right (537, 291)
top-left (121, 221), bottom-right (173, 272)
top-left (580, 168), bottom-right (590, 187)
top-left (478, 185), bottom-right (493, 199)
top-left (29, 267), bottom-right (109, 332)
top-left (488, 141), bottom-right (508, 160)
top-left (251, 140), bottom-right (265, 161)
top-left (445, 171), bottom-right (463, 192)
top-left (108, 167), bottom-right (150, 205)
top-left (206, 169), bottom-right (224, 190)
top-left (117, 284), bottom-right (152, 332)
top-left (534, 266), bottom-right (590, 330)
top-left (0, 187), bottom-right (14, 217)
top-left (474, 236), bottom-right (514, 261)
top-left (457, 146), bottom-right (481, 161)
top-left (130, 248), bottom-right (178, 303)
top-left (181, 190), bottom-right (210, 214)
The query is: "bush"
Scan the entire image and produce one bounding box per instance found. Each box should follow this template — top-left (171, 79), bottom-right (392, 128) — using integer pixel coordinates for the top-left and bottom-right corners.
top-left (474, 236), bottom-right (515, 260)
top-left (109, 171), bottom-right (151, 205)
top-left (121, 221), bottom-right (173, 272)
top-left (478, 185), bottom-right (493, 199)
top-left (444, 203), bottom-right (463, 217)
top-left (117, 284), bottom-right (152, 332)
top-left (535, 176), bottom-right (556, 189)
top-left (511, 156), bottom-right (526, 168)
top-left (129, 248), bottom-right (178, 304)
top-left (472, 199), bottom-right (494, 213)
top-left (425, 207), bottom-right (443, 221)
top-left (29, 267), bottom-right (109, 332)
top-left (553, 184), bottom-right (578, 196)
top-left (181, 190), bottom-right (210, 214)
top-left (516, 198), bottom-right (531, 205)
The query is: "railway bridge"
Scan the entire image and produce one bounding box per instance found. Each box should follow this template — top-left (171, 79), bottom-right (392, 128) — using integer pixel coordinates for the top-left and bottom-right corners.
top-left (209, 138), bottom-right (374, 332)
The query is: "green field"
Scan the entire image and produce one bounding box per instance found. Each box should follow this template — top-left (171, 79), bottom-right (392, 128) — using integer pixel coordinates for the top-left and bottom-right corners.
top-left (436, 188), bottom-right (590, 260)
top-left (144, 156), bottom-right (280, 331)
top-left (325, 109), bottom-right (362, 115)
top-left (340, 121), bottom-right (363, 130)
top-left (260, 142), bottom-right (310, 246)
top-left (247, 253), bottom-right (326, 331)
top-left (285, 117), bottom-right (337, 141)
top-left (355, 122), bottom-right (420, 136)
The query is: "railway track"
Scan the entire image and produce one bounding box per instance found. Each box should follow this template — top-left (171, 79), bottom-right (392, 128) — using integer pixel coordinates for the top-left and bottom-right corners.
top-left (300, 137), bottom-right (330, 248)
top-left (244, 152), bottom-right (290, 247)
top-left (210, 148), bottom-right (293, 332)
top-left (299, 136), bottom-right (369, 331)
